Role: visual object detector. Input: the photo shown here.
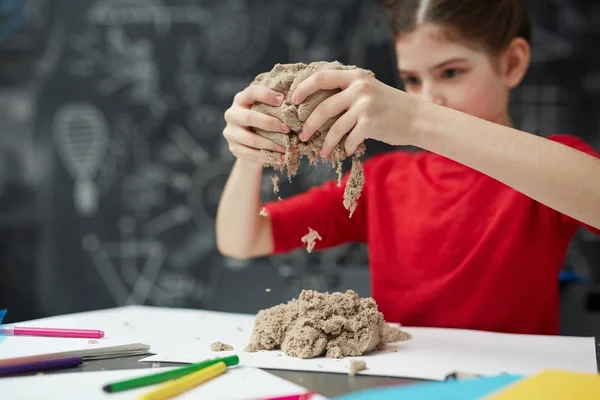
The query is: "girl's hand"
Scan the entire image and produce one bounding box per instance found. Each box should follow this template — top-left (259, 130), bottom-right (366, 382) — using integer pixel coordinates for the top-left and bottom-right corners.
top-left (223, 84), bottom-right (291, 165)
top-left (291, 69), bottom-right (418, 157)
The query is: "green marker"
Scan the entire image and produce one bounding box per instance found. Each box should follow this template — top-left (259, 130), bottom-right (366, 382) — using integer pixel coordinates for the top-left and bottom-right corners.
top-left (102, 355), bottom-right (239, 393)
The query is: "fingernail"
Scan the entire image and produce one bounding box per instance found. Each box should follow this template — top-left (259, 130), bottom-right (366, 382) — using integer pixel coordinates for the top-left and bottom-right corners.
top-left (320, 149), bottom-right (327, 157)
top-left (281, 123), bottom-right (289, 133)
top-left (275, 94), bottom-right (284, 105)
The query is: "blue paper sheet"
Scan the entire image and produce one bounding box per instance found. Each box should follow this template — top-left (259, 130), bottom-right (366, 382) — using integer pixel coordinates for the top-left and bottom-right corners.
top-left (0, 309), bottom-right (7, 345)
top-left (333, 374), bottom-right (524, 400)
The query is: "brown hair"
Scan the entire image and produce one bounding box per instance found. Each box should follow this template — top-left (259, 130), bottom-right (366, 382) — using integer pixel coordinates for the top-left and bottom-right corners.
top-left (384, 0), bottom-right (532, 54)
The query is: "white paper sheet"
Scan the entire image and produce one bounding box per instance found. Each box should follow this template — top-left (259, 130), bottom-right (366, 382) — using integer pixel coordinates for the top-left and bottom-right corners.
top-left (0, 366), bottom-right (328, 400)
top-left (15, 306), bottom-right (598, 382)
top-left (0, 316), bottom-right (150, 361)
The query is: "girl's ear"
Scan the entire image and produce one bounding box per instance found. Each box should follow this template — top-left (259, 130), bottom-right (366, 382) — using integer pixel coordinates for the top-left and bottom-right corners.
top-left (500, 37), bottom-right (530, 89)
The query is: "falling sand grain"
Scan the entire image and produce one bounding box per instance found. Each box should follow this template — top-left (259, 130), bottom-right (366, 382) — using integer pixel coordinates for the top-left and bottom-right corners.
top-left (301, 227), bottom-right (322, 253)
top-left (271, 174), bottom-right (280, 194)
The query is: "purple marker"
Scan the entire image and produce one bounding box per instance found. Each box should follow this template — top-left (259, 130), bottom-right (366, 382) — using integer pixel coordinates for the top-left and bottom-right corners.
top-left (0, 356), bottom-right (83, 376)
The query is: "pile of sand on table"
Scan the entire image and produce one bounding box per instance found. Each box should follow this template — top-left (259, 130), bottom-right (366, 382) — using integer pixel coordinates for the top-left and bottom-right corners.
top-left (245, 289), bottom-right (411, 359)
top-left (251, 61), bottom-right (372, 218)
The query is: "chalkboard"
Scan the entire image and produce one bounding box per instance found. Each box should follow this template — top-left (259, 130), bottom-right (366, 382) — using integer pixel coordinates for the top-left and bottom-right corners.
top-left (0, 0), bottom-right (598, 320)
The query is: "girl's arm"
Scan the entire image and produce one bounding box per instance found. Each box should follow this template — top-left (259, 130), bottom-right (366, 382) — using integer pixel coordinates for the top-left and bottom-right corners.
top-left (216, 159), bottom-right (274, 259)
top-left (216, 85), bottom-right (289, 259)
top-left (412, 101), bottom-right (600, 230)
top-left (290, 69), bottom-right (600, 231)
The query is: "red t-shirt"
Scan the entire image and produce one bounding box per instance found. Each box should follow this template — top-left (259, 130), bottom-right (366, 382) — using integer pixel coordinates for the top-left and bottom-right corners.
top-left (264, 134), bottom-right (600, 335)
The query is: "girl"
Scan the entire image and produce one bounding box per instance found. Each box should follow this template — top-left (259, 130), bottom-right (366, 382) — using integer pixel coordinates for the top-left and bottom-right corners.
top-left (216, 0), bottom-right (600, 335)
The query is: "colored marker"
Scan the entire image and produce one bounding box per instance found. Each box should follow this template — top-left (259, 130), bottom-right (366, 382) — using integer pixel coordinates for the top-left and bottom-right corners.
top-left (0, 356), bottom-right (83, 376)
top-left (103, 355), bottom-right (239, 393)
top-left (254, 392), bottom-right (317, 400)
top-left (0, 326), bottom-right (105, 339)
top-left (137, 362), bottom-right (227, 400)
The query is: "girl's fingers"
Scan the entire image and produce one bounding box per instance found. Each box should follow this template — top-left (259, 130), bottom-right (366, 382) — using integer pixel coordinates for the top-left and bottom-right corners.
top-left (228, 142), bottom-right (264, 164)
top-left (226, 108), bottom-right (290, 134)
top-left (224, 126), bottom-right (286, 153)
top-left (300, 90), bottom-right (352, 142)
top-left (292, 70), bottom-right (360, 105)
top-left (320, 109), bottom-right (358, 158)
top-left (343, 122), bottom-right (366, 156)
top-left (235, 84), bottom-right (285, 107)
top-left (229, 142), bottom-right (285, 166)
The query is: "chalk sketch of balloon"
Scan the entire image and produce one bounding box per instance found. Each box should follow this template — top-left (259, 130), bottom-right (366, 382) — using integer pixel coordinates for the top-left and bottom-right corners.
top-left (53, 102), bottom-right (109, 217)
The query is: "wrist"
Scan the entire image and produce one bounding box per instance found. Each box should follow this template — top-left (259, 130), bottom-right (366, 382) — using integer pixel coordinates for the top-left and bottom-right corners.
top-left (408, 99), bottom-right (439, 149)
top-left (236, 158), bottom-right (265, 174)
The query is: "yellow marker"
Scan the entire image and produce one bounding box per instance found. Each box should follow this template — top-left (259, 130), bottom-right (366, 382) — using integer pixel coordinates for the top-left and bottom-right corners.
top-left (137, 361), bottom-right (227, 400)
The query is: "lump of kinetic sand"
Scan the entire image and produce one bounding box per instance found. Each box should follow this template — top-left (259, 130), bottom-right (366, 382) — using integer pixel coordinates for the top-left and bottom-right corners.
top-left (301, 227), bottom-right (322, 253)
top-left (348, 359), bottom-right (367, 376)
top-left (383, 324), bottom-right (412, 343)
top-left (210, 341), bottom-right (234, 352)
top-left (245, 290), bottom-right (411, 359)
top-left (251, 61), bottom-right (371, 217)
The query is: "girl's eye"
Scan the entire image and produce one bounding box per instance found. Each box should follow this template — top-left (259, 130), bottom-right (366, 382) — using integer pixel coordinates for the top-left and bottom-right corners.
top-left (442, 69), bottom-right (462, 78)
top-left (403, 76), bottom-right (420, 86)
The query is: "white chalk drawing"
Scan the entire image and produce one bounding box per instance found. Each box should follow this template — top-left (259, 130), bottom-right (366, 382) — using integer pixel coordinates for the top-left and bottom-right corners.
top-left (68, 28), bottom-right (104, 77)
top-left (187, 161), bottom-right (235, 226)
top-left (169, 124), bottom-right (210, 165)
top-left (282, 9), bottom-right (342, 62)
top-left (348, 0), bottom-right (393, 67)
top-left (101, 26), bottom-right (166, 117)
top-left (122, 164), bottom-right (169, 213)
top-left (176, 39), bottom-right (206, 106)
top-left (167, 5), bottom-right (208, 25)
top-left (151, 271), bottom-right (210, 306)
top-left (167, 230), bottom-right (216, 270)
top-left (198, 1), bottom-right (271, 72)
top-left (87, 0), bottom-right (171, 35)
top-left (82, 217), bottom-right (167, 305)
top-left (187, 105), bottom-right (226, 140)
top-left (27, 0), bottom-right (50, 29)
top-left (95, 116), bottom-right (131, 196)
top-left (142, 204), bottom-right (193, 237)
top-left (529, 26), bottom-right (574, 64)
top-left (53, 102), bottom-right (110, 217)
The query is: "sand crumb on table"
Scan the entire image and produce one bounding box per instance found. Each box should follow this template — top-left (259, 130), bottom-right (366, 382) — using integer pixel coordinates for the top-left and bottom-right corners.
top-left (348, 359), bottom-right (367, 376)
top-left (210, 341), bottom-right (234, 351)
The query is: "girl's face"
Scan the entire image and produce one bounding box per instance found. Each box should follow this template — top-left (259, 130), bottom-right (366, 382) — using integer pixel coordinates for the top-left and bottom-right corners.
top-left (395, 23), bottom-right (514, 126)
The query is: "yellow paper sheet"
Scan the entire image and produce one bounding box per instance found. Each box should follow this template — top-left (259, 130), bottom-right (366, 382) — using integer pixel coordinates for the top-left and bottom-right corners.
top-left (486, 369), bottom-right (600, 399)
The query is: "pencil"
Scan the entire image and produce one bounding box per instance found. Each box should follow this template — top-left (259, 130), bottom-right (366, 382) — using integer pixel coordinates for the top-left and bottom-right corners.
top-left (102, 355), bottom-right (239, 393)
top-left (137, 361), bottom-right (227, 400)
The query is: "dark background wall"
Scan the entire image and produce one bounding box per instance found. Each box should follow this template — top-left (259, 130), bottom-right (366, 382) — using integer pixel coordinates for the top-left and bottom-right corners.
top-left (0, 0), bottom-right (599, 334)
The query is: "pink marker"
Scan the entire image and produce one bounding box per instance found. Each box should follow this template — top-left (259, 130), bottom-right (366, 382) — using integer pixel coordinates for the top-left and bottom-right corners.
top-left (253, 392), bottom-right (316, 400)
top-left (0, 326), bottom-right (105, 339)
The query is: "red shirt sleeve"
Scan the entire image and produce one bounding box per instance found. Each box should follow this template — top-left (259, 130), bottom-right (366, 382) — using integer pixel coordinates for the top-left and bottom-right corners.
top-left (547, 134), bottom-right (600, 236)
top-left (264, 161), bottom-right (371, 255)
